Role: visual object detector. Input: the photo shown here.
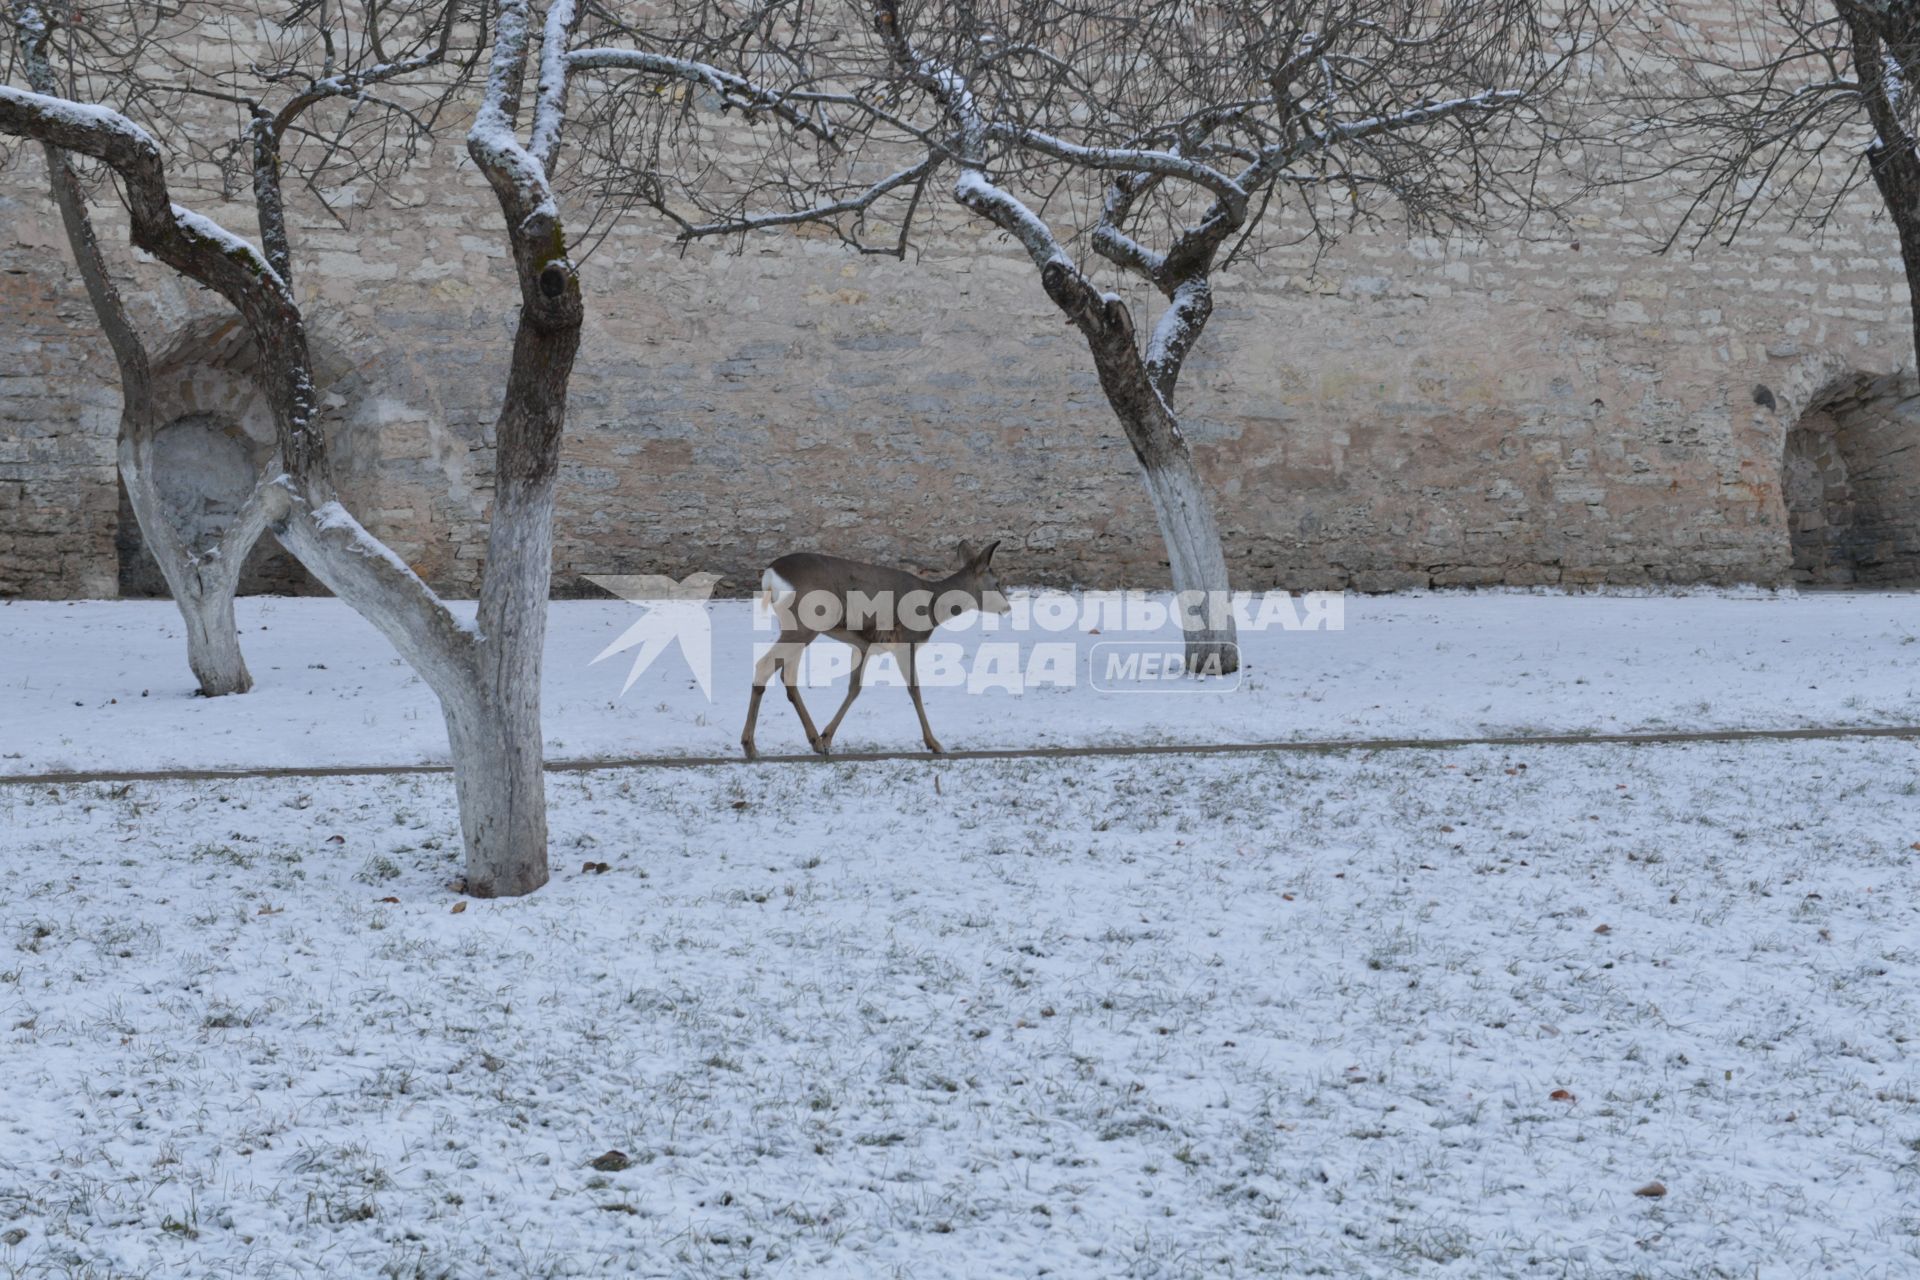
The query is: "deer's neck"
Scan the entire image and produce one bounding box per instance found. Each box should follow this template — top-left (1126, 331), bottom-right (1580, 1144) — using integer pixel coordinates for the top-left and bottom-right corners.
top-left (929, 570), bottom-right (981, 627)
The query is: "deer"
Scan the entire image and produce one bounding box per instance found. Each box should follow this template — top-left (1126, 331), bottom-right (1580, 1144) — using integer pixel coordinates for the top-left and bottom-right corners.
top-left (740, 540), bottom-right (1009, 759)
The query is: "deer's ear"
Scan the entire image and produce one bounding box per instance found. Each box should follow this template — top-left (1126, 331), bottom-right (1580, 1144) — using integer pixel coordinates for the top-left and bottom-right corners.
top-left (974, 539), bottom-right (1001, 566)
top-left (956, 539), bottom-right (977, 564)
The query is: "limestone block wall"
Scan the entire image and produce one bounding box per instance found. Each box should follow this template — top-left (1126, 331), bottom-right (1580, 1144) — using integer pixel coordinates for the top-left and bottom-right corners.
top-left (2, 32), bottom-right (1916, 600)
top-left (0, 207), bottom-right (119, 599)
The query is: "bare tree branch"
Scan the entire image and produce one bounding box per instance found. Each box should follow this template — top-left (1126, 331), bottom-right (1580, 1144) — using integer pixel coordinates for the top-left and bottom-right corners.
top-left (1601, 1), bottom-right (1920, 365)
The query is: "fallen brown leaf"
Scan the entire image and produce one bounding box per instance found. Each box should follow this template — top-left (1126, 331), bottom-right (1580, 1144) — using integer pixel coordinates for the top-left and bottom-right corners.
top-left (1634, 1181), bottom-right (1667, 1198)
top-left (450, 900), bottom-right (467, 914)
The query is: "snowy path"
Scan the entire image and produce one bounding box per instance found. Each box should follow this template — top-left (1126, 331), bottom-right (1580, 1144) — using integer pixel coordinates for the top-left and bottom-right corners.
top-left (5, 720), bottom-right (1920, 787)
top-left (2, 740), bottom-right (1917, 1277)
top-left (6, 590), bottom-right (1920, 775)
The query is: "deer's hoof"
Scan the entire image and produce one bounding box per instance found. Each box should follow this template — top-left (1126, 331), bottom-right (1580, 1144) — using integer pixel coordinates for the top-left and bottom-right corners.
top-left (925, 740), bottom-right (945, 756)
top-left (740, 740), bottom-right (758, 761)
top-left (813, 737), bottom-right (833, 758)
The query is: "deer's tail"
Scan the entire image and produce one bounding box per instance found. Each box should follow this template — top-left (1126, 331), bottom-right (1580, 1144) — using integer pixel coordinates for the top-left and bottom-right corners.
top-left (759, 566), bottom-right (797, 619)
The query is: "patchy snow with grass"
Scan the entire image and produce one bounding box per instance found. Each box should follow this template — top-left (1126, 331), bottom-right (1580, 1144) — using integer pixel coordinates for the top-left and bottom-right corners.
top-left (6, 589), bottom-right (1920, 775)
top-left (2, 740), bottom-right (1919, 1276)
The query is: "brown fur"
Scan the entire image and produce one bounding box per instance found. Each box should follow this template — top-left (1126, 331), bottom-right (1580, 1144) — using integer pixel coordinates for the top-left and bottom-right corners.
top-left (741, 540), bottom-right (1008, 758)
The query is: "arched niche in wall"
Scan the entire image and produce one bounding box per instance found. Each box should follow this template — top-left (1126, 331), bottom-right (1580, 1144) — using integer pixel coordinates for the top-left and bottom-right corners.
top-left (1776, 369), bottom-right (1920, 587)
top-left (116, 318), bottom-right (318, 596)
top-left (114, 311), bottom-right (454, 595)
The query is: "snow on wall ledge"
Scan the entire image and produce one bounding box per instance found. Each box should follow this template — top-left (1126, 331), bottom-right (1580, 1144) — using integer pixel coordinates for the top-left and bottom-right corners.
top-left (2, 111), bottom-right (1914, 599)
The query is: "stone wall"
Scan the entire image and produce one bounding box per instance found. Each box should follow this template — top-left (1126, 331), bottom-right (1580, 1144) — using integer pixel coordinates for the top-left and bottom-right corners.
top-left (2, 31), bottom-right (1917, 600)
top-left (0, 223), bottom-right (119, 599)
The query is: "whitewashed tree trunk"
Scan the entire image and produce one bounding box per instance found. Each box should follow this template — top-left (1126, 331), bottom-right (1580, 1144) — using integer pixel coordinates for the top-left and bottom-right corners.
top-left (17, 0), bottom-right (265, 696)
top-left (444, 688), bottom-right (548, 896)
top-left (1036, 261), bottom-right (1241, 673)
top-left (1138, 444), bottom-right (1237, 673)
top-left (176, 573), bottom-right (252, 696)
top-left (453, 428), bottom-right (566, 896)
top-left (116, 428), bottom-right (274, 695)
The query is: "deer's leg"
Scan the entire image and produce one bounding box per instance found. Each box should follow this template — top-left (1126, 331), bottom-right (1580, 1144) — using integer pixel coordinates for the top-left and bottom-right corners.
top-left (818, 639), bottom-right (869, 756)
top-left (742, 632), bottom-right (808, 759)
top-left (775, 631), bottom-right (825, 752)
top-left (905, 642), bottom-right (944, 754)
top-left (740, 684), bottom-right (767, 760)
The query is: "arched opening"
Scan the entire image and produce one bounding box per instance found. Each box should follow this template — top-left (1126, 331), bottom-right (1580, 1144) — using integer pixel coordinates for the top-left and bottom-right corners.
top-left (1783, 402), bottom-right (1862, 584)
top-left (1782, 375), bottom-right (1920, 587)
top-left (109, 311), bottom-right (455, 597)
top-left (115, 410), bottom-right (317, 596)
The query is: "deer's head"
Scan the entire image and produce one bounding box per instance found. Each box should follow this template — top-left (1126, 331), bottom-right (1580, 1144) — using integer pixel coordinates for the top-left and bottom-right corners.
top-left (955, 539), bottom-right (1010, 614)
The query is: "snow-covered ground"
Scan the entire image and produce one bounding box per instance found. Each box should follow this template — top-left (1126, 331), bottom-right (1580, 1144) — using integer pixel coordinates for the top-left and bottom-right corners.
top-left (2, 739), bottom-right (1918, 1277)
top-left (4, 591), bottom-right (1918, 1275)
top-left (5, 589), bottom-right (1919, 774)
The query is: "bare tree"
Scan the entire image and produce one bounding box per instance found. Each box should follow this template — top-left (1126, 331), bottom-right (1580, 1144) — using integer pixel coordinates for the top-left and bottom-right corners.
top-left (1, 0), bottom-right (805, 894)
top-left (6, 0), bottom-right (465, 695)
top-left (12, 1), bottom-right (270, 694)
top-left (1604, 2), bottom-right (1920, 368)
top-left (599, 0), bottom-right (1602, 670)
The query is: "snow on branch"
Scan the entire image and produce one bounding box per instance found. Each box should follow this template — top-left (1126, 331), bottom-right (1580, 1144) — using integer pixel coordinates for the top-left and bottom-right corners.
top-left (0, 83), bottom-right (163, 162)
top-left (1090, 221), bottom-right (1165, 279)
top-left (468, 0), bottom-right (554, 226)
top-left (987, 124), bottom-right (1247, 207)
top-left (0, 87), bottom-right (297, 315)
top-left (873, 0), bottom-right (984, 155)
top-left (530, 0), bottom-right (581, 168)
top-left (1284, 88), bottom-right (1529, 159)
top-left (313, 500), bottom-right (440, 587)
top-left (952, 167), bottom-right (1071, 271)
top-left (568, 46), bottom-right (834, 141)
top-left (170, 202), bottom-right (286, 290)
top-left (866, 1), bottom-right (1077, 274)
top-left (269, 34), bottom-right (460, 140)
top-left (1144, 276), bottom-right (1212, 392)
top-left (0, 82), bottom-right (322, 480)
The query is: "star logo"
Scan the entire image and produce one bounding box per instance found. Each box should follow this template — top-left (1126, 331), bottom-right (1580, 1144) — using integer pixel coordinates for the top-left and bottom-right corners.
top-left (584, 572), bottom-right (723, 700)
